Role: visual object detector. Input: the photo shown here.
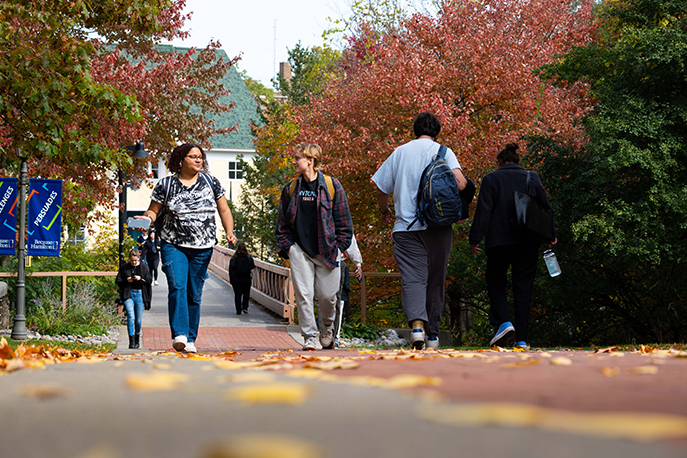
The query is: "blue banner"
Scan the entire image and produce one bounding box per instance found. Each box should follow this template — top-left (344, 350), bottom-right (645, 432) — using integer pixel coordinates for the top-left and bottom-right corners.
top-left (27, 179), bottom-right (63, 257)
top-left (0, 178), bottom-right (18, 255)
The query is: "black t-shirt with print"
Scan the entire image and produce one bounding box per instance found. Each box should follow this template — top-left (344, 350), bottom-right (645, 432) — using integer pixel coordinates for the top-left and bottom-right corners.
top-left (295, 177), bottom-right (319, 257)
top-left (151, 174), bottom-right (225, 249)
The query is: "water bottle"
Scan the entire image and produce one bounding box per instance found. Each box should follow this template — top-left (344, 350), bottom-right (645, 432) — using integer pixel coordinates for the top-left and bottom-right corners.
top-left (543, 249), bottom-right (561, 277)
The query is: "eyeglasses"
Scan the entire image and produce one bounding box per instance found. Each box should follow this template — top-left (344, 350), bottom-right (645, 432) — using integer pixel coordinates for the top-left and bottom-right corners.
top-left (186, 155), bottom-right (203, 161)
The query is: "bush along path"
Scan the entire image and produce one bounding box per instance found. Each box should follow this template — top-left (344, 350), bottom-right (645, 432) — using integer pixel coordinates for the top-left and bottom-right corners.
top-left (0, 327), bottom-right (119, 346)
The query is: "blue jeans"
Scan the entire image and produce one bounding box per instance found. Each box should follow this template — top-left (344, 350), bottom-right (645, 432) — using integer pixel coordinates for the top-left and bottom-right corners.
top-left (124, 289), bottom-right (144, 336)
top-left (160, 241), bottom-right (212, 343)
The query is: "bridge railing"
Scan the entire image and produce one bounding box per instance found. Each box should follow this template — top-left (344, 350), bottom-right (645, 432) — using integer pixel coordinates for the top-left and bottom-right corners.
top-left (209, 246), bottom-right (295, 324)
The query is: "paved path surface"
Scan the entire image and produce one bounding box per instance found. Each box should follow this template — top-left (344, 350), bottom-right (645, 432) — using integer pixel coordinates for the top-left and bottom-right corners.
top-left (3, 270), bottom-right (687, 458)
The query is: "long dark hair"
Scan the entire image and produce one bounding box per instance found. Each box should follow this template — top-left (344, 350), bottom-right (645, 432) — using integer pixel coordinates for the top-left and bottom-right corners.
top-left (232, 242), bottom-right (249, 259)
top-left (496, 142), bottom-right (520, 166)
top-left (167, 143), bottom-right (209, 174)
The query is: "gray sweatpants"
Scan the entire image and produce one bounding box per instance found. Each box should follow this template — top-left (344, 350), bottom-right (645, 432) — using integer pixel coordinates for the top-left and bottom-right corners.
top-left (392, 226), bottom-right (453, 337)
top-left (289, 243), bottom-right (340, 339)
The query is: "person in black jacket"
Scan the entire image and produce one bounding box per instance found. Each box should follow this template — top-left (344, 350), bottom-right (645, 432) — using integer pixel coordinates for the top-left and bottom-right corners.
top-left (229, 242), bottom-right (255, 315)
top-left (116, 248), bottom-right (153, 349)
top-left (469, 143), bottom-right (557, 350)
top-left (144, 230), bottom-right (161, 285)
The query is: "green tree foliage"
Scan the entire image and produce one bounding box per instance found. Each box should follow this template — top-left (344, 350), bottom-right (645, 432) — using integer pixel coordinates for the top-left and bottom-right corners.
top-left (530, 0), bottom-right (687, 344)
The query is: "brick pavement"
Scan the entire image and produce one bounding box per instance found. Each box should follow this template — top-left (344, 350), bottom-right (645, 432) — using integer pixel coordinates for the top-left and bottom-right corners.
top-left (140, 326), bottom-right (301, 352)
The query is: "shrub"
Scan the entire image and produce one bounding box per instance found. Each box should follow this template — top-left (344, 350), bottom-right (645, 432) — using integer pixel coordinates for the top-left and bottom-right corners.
top-left (27, 281), bottom-right (121, 336)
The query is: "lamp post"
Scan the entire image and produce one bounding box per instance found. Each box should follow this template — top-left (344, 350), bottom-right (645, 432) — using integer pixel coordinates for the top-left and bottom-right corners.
top-left (118, 142), bottom-right (149, 266)
top-left (11, 150), bottom-right (28, 340)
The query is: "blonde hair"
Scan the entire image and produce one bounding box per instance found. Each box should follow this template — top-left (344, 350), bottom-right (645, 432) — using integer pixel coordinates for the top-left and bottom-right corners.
top-left (129, 248), bottom-right (141, 260)
top-left (294, 143), bottom-right (322, 171)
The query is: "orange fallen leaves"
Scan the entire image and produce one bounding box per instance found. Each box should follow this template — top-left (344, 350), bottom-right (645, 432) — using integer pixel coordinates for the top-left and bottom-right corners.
top-left (0, 337), bottom-right (111, 374)
top-left (595, 346), bottom-right (621, 353)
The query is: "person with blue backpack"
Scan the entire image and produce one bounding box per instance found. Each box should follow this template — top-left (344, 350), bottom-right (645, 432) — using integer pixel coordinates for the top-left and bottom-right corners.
top-left (372, 112), bottom-right (467, 349)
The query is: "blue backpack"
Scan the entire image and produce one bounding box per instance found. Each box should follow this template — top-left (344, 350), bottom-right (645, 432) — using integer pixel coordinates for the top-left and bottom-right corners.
top-left (407, 145), bottom-right (462, 229)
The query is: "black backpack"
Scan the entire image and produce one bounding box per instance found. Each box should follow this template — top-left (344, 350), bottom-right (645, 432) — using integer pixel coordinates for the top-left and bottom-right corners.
top-left (407, 145), bottom-right (463, 229)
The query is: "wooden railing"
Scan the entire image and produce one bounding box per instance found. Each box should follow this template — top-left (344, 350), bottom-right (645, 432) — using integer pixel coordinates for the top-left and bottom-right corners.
top-left (209, 246), bottom-right (295, 324)
top-left (0, 271), bottom-right (118, 311)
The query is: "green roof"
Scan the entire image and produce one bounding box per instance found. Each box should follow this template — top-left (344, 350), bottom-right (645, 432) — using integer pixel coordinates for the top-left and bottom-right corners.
top-left (157, 45), bottom-right (259, 151)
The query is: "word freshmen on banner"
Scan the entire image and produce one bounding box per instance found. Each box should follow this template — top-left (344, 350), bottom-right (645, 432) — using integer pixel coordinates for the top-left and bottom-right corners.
top-left (28, 179), bottom-right (63, 257)
top-left (0, 178), bottom-right (18, 255)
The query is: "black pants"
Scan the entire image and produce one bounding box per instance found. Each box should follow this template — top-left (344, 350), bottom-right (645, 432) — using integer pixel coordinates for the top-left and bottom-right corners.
top-left (486, 243), bottom-right (539, 343)
top-left (232, 281), bottom-right (251, 313)
top-left (147, 256), bottom-right (159, 282)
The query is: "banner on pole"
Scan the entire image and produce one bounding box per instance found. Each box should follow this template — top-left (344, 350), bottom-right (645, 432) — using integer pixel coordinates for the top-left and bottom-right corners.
top-left (27, 179), bottom-right (63, 257)
top-left (0, 178), bottom-right (18, 255)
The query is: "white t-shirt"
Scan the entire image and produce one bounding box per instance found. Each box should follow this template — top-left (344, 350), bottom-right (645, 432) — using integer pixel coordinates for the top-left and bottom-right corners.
top-left (372, 138), bottom-right (461, 232)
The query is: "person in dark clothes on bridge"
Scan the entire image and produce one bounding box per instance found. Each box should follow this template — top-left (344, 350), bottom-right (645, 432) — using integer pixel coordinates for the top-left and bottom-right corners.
top-left (469, 142), bottom-right (557, 350)
top-left (229, 242), bottom-right (255, 315)
top-left (144, 230), bottom-right (161, 285)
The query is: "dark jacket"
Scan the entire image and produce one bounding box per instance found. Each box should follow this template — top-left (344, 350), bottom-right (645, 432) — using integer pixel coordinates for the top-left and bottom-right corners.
top-left (229, 253), bottom-right (255, 284)
top-left (469, 163), bottom-right (556, 250)
top-left (275, 171), bottom-right (353, 269)
top-left (116, 262), bottom-right (153, 310)
top-left (144, 237), bottom-right (160, 262)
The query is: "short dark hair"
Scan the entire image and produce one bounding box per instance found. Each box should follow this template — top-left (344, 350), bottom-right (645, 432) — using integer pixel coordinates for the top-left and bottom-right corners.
top-left (413, 112), bottom-right (441, 139)
top-left (496, 142), bottom-right (520, 165)
top-left (167, 143), bottom-right (208, 174)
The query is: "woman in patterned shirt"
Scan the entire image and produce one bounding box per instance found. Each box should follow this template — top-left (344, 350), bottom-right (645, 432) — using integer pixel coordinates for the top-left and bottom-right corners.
top-left (136, 144), bottom-right (237, 353)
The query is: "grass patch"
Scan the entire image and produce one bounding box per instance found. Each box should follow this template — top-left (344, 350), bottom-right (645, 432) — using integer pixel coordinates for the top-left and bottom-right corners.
top-left (2, 337), bottom-right (116, 353)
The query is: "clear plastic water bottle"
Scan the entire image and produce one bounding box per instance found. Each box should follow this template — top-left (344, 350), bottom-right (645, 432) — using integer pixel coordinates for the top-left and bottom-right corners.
top-left (543, 249), bottom-right (561, 277)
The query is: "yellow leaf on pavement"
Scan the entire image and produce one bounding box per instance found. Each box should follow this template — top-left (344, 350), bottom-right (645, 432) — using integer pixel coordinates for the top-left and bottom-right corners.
top-left (224, 383), bottom-right (313, 405)
top-left (18, 383), bottom-right (72, 400)
top-left (502, 359), bottom-right (541, 368)
top-left (303, 359), bottom-right (360, 371)
top-left (601, 367), bottom-right (620, 377)
top-left (382, 374), bottom-right (442, 389)
top-left (152, 364), bottom-right (172, 370)
top-left (76, 356), bottom-right (103, 364)
top-left (419, 402), bottom-right (687, 441)
top-left (124, 372), bottom-right (189, 392)
top-left (550, 357), bottom-right (573, 366)
top-left (626, 365), bottom-right (659, 375)
top-left (3, 358), bottom-right (26, 372)
top-left (203, 434), bottom-right (322, 458)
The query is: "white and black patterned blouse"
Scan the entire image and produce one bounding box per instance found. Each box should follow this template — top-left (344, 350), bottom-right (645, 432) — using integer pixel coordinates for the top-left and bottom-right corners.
top-left (151, 174), bottom-right (225, 249)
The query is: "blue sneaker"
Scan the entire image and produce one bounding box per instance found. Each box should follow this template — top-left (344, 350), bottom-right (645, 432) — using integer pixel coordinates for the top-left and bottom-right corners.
top-left (514, 341), bottom-right (529, 350)
top-left (490, 321), bottom-right (515, 347)
top-left (426, 336), bottom-right (439, 349)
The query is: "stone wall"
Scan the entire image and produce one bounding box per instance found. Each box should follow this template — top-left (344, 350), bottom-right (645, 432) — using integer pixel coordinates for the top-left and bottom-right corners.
top-left (0, 282), bottom-right (9, 329)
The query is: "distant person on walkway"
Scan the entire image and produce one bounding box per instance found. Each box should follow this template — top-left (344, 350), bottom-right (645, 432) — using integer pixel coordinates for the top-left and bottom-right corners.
top-left (469, 142), bottom-right (557, 350)
top-left (372, 112), bottom-right (467, 349)
top-left (144, 230), bottom-right (161, 286)
top-left (116, 248), bottom-right (152, 349)
top-left (137, 228), bottom-right (148, 264)
top-left (136, 143), bottom-right (237, 353)
top-left (276, 142), bottom-right (353, 351)
top-left (334, 234), bottom-right (364, 344)
top-left (229, 242), bottom-right (256, 315)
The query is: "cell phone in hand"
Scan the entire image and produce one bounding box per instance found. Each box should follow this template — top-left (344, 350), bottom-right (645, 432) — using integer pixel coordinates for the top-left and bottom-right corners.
top-left (127, 217), bottom-right (150, 230)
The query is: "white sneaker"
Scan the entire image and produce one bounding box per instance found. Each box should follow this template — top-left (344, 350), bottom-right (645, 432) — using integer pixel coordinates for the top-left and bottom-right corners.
top-left (320, 326), bottom-right (334, 349)
top-left (411, 320), bottom-right (425, 350)
top-left (302, 337), bottom-right (317, 351)
top-left (185, 342), bottom-right (197, 353)
top-left (426, 336), bottom-right (439, 349)
top-left (154, 281), bottom-right (159, 286)
top-left (172, 335), bottom-right (187, 352)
